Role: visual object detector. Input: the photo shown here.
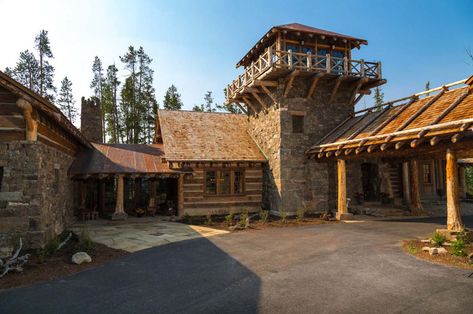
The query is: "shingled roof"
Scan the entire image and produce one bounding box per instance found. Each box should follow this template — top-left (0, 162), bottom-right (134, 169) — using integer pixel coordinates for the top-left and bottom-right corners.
top-left (69, 143), bottom-right (184, 175)
top-left (308, 76), bottom-right (473, 158)
top-left (156, 110), bottom-right (266, 162)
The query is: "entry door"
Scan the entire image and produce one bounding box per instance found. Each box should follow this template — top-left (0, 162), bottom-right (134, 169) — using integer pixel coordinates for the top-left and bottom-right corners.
top-left (361, 163), bottom-right (380, 201)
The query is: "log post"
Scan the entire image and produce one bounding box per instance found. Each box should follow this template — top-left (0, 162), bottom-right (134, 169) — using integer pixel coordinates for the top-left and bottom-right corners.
top-left (16, 98), bottom-right (38, 141)
top-left (402, 161), bottom-right (411, 209)
top-left (112, 174), bottom-right (127, 220)
top-left (336, 159), bottom-right (353, 220)
top-left (79, 180), bottom-right (87, 209)
top-left (177, 174), bottom-right (184, 217)
top-left (98, 179), bottom-right (105, 213)
top-left (446, 149), bottom-right (464, 231)
top-left (410, 160), bottom-right (424, 216)
top-left (148, 179), bottom-right (157, 215)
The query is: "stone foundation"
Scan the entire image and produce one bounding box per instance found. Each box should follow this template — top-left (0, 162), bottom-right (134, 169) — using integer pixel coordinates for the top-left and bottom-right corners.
top-left (0, 141), bottom-right (75, 257)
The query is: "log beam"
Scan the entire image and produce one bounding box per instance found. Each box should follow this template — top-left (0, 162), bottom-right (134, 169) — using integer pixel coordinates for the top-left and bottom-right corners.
top-left (402, 161), bottom-right (411, 209)
top-left (16, 98), bottom-right (38, 141)
top-left (446, 149), bottom-right (464, 231)
top-left (336, 159), bottom-right (353, 220)
top-left (306, 74), bottom-right (322, 99)
top-left (410, 160), bottom-right (424, 216)
top-left (284, 70), bottom-right (299, 97)
top-left (261, 85), bottom-right (278, 105)
top-left (329, 77), bottom-right (344, 104)
top-left (252, 92), bottom-right (269, 111)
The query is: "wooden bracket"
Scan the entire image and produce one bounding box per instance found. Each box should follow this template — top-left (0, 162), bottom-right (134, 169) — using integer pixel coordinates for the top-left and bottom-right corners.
top-left (284, 70), bottom-right (299, 97)
top-left (16, 98), bottom-right (38, 141)
top-left (306, 74), bottom-right (323, 99)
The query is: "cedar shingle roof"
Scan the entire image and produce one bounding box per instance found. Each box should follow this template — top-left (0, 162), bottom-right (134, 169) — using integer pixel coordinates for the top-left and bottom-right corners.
top-left (308, 76), bottom-right (473, 157)
top-left (157, 110), bottom-right (266, 162)
top-left (69, 143), bottom-right (183, 175)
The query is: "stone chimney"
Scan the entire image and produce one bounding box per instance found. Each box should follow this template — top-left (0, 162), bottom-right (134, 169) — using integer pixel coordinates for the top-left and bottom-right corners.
top-left (80, 97), bottom-right (103, 143)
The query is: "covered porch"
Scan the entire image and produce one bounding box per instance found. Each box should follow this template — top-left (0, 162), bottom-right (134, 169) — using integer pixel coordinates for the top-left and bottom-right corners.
top-left (308, 75), bottom-right (473, 235)
top-left (69, 143), bottom-right (188, 220)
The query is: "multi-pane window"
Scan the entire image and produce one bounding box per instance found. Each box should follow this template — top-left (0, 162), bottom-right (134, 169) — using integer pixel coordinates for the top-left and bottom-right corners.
top-left (205, 170), bottom-right (245, 195)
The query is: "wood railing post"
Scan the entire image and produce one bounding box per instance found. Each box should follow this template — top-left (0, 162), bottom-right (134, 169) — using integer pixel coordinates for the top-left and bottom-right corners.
top-left (326, 54), bottom-right (331, 73)
top-left (343, 57), bottom-right (348, 76)
top-left (250, 61), bottom-right (255, 81)
top-left (307, 51), bottom-right (312, 70)
top-left (446, 148), bottom-right (464, 231)
top-left (377, 61), bottom-right (382, 78)
top-left (288, 49), bottom-right (293, 69)
top-left (336, 159), bottom-right (353, 220)
top-left (360, 59), bottom-right (365, 77)
top-left (268, 46), bottom-right (273, 67)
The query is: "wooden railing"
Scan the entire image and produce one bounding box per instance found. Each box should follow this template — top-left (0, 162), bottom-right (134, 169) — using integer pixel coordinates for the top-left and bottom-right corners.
top-left (227, 45), bottom-right (382, 101)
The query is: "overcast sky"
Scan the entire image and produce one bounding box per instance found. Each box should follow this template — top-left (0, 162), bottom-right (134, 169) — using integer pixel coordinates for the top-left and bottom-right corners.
top-left (1, 0), bottom-right (472, 117)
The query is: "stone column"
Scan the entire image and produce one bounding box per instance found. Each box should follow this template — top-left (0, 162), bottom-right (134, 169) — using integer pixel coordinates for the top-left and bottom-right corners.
top-left (402, 161), bottom-right (411, 209)
top-left (336, 159), bottom-right (353, 220)
top-left (112, 174), bottom-right (127, 220)
top-left (445, 149), bottom-right (464, 231)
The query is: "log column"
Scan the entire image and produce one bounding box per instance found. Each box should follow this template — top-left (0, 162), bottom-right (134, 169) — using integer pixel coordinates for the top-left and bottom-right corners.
top-left (402, 161), bottom-right (411, 209)
top-left (336, 159), bottom-right (353, 220)
top-left (148, 179), bottom-right (157, 216)
top-left (446, 149), bottom-right (464, 231)
top-left (410, 160), bottom-right (424, 216)
top-left (112, 174), bottom-right (127, 220)
top-left (177, 174), bottom-right (184, 217)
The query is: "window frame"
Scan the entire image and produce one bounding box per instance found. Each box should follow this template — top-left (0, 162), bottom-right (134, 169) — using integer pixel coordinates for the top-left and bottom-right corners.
top-left (204, 169), bottom-right (246, 196)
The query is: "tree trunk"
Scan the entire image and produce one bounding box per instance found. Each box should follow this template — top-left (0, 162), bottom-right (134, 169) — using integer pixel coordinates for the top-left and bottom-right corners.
top-left (446, 149), bottom-right (464, 231)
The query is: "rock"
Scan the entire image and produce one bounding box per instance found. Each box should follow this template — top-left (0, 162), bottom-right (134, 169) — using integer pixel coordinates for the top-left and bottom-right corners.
top-left (468, 253), bottom-right (473, 262)
top-left (420, 239), bottom-right (431, 243)
top-left (429, 248), bottom-right (438, 256)
top-left (72, 252), bottom-right (92, 265)
top-left (422, 246), bottom-right (430, 252)
top-left (443, 242), bottom-right (452, 246)
top-left (436, 247), bottom-right (448, 254)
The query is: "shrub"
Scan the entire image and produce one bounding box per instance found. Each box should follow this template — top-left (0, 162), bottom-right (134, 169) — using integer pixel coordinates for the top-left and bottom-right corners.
top-left (205, 212), bottom-right (213, 225)
top-left (431, 232), bottom-right (447, 247)
top-left (78, 228), bottom-right (95, 253)
top-left (296, 208), bottom-right (305, 222)
top-left (225, 212), bottom-right (235, 226)
top-left (452, 238), bottom-right (467, 257)
top-left (260, 210), bottom-right (269, 224)
top-left (238, 210), bottom-right (249, 228)
top-left (44, 237), bottom-right (60, 256)
top-left (182, 213), bottom-right (193, 224)
top-left (279, 209), bottom-right (288, 223)
top-left (406, 243), bottom-right (418, 254)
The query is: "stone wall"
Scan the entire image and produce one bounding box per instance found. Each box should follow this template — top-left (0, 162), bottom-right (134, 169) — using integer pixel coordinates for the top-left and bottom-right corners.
top-left (247, 76), bottom-right (363, 214)
top-left (0, 141), bottom-right (75, 257)
top-left (81, 97), bottom-right (103, 143)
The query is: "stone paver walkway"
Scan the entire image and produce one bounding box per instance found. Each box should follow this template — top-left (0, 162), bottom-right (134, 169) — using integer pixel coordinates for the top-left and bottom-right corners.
top-left (71, 217), bottom-right (228, 252)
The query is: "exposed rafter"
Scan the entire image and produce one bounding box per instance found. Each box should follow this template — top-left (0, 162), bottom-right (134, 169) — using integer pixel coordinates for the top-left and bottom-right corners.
top-left (242, 95), bottom-right (258, 114)
top-left (329, 77), bottom-right (345, 104)
top-left (306, 73), bottom-right (323, 99)
top-left (284, 70), bottom-right (300, 97)
top-left (261, 86), bottom-right (278, 105)
top-left (251, 92), bottom-right (269, 111)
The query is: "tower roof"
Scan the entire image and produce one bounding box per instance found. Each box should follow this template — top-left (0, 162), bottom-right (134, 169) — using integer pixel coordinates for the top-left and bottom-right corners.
top-left (236, 23), bottom-right (368, 68)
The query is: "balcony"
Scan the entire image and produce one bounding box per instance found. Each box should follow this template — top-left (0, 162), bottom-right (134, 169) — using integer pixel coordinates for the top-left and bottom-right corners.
top-left (226, 44), bottom-right (383, 103)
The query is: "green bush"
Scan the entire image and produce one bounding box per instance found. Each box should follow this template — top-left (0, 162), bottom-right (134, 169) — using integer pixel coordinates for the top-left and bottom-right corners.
top-left (78, 228), bottom-right (95, 253)
top-left (296, 208), bottom-right (305, 222)
top-left (406, 243), bottom-right (418, 254)
top-left (279, 209), bottom-right (288, 223)
top-left (44, 237), bottom-right (60, 256)
top-left (225, 212), bottom-right (235, 226)
top-left (259, 210), bottom-right (269, 224)
top-left (238, 210), bottom-right (249, 228)
top-left (182, 213), bottom-right (193, 225)
top-left (452, 238), bottom-right (467, 257)
top-left (431, 232), bottom-right (447, 247)
top-left (205, 212), bottom-right (213, 225)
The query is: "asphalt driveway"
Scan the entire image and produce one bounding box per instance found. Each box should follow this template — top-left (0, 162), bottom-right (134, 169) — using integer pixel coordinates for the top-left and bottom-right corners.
top-left (1, 216), bottom-right (473, 314)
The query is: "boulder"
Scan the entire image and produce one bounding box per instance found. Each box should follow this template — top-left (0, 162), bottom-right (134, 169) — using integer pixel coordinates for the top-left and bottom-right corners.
top-left (436, 247), bottom-right (448, 254)
top-left (420, 239), bottom-right (431, 243)
top-left (422, 246), bottom-right (430, 252)
top-left (429, 248), bottom-right (438, 256)
top-left (468, 253), bottom-right (473, 262)
top-left (72, 252), bottom-right (92, 265)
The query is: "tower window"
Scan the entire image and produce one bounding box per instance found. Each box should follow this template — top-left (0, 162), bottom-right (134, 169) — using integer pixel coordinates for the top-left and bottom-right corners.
top-left (292, 115), bottom-right (304, 133)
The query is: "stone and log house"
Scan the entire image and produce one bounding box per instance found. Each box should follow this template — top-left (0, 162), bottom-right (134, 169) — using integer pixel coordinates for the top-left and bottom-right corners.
top-left (1, 23), bottom-right (473, 255)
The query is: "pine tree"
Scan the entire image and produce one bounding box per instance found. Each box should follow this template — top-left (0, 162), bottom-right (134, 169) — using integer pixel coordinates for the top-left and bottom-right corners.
top-left (163, 85), bottom-right (183, 110)
top-left (34, 30), bottom-right (56, 101)
top-left (57, 77), bottom-right (77, 123)
top-left (425, 81), bottom-right (431, 97)
top-left (215, 88), bottom-right (243, 114)
top-left (203, 91), bottom-right (216, 112)
top-left (192, 104), bottom-right (204, 112)
top-left (90, 56), bottom-right (106, 139)
top-left (373, 86), bottom-right (384, 111)
top-left (6, 50), bottom-right (40, 92)
top-left (102, 64), bottom-right (121, 143)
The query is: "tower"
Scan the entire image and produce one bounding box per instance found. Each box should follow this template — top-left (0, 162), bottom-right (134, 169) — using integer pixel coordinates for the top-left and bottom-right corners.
top-left (80, 97), bottom-right (103, 143)
top-left (225, 23), bottom-right (385, 213)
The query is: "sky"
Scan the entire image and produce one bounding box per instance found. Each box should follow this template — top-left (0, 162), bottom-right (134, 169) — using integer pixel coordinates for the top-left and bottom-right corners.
top-left (0, 0), bottom-right (472, 116)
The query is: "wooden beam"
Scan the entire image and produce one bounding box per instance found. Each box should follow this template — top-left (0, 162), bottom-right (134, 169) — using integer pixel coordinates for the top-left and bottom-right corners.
top-left (252, 92), bottom-right (269, 110)
top-left (430, 136), bottom-right (440, 146)
top-left (178, 174), bottom-right (184, 217)
top-left (336, 159), bottom-right (352, 220)
top-left (235, 103), bottom-right (248, 115)
top-left (451, 133), bottom-right (463, 143)
top-left (446, 149), bottom-right (464, 231)
top-left (112, 174), bottom-right (127, 220)
top-left (16, 98), bottom-right (38, 141)
top-left (329, 77), bottom-right (344, 104)
top-left (261, 86), bottom-right (278, 105)
top-left (306, 74), bottom-right (322, 99)
top-left (410, 160), bottom-right (424, 216)
top-left (253, 80), bottom-right (278, 87)
top-left (242, 96), bottom-right (258, 114)
top-left (402, 161), bottom-right (411, 209)
top-left (349, 78), bottom-right (369, 105)
top-left (284, 70), bottom-right (299, 97)
top-left (353, 94), bottom-right (364, 106)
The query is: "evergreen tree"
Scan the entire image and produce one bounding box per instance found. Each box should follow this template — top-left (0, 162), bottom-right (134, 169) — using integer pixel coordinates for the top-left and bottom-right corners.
top-left (163, 85), bottom-right (183, 110)
top-left (216, 88), bottom-right (243, 114)
top-left (192, 104), bottom-right (204, 112)
top-left (57, 77), bottom-right (77, 123)
top-left (425, 81), bottom-right (431, 97)
top-left (90, 56), bottom-right (106, 139)
top-left (5, 50), bottom-right (40, 92)
top-left (373, 86), bottom-right (384, 111)
top-left (102, 64), bottom-right (121, 143)
top-left (203, 91), bottom-right (216, 112)
top-left (34, 30), bottom-right (56, 101)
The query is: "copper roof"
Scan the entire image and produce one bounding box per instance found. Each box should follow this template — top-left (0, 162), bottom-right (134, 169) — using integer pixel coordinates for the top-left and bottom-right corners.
top-left (69, 143), bottom-right (181, 175)
top-left (237, 23), bottom-right (368, 68)
top-left (0, 70), bottom-right (91, 148)
top-left (157, 110), bottom-right (266, 162)
top-left (308, 76), bottom-right (473, 157)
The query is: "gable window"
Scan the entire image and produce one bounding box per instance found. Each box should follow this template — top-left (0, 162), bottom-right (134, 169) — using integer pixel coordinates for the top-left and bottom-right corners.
top-left (292, 115), bottom-right (304, 134)
top-left (205, 170), bottom-right (245, 195)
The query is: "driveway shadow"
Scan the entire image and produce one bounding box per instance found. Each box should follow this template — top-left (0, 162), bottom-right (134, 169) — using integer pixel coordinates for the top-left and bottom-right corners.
top-left (376, 215), bottom-right (473, 229)
top-left (0, 237), bottom-right (261, 314)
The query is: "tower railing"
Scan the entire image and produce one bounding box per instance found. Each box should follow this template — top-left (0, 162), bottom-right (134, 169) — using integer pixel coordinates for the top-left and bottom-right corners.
top-left (226, 44), bottom-right (382, 102)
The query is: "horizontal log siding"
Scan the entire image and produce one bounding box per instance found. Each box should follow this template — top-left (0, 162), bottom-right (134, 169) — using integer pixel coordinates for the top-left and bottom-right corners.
top-left (182, 167), bottom-right (263, 216)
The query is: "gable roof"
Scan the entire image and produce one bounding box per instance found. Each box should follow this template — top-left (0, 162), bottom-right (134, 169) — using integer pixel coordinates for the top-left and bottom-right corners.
top-left (0, 70), bottom-right (90, 148)
top-left (69, 143), bottom-right (184, 175)
top-left (156, 110), bottom-right (266, 162)
top-left (307, 76), bottom-right (473, 157)
top-left (237, 23), bottom-right (368, 68)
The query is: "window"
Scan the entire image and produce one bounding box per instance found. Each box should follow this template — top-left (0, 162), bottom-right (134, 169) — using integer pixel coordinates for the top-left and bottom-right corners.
top-left (205, 170), bottom-right (245, 195)
top-left (292, 115), bottom-right (304, 133)
top-left (205, 171), bottom-right (217, 194)
top-left (423, 163), bottom-right (433, 184)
